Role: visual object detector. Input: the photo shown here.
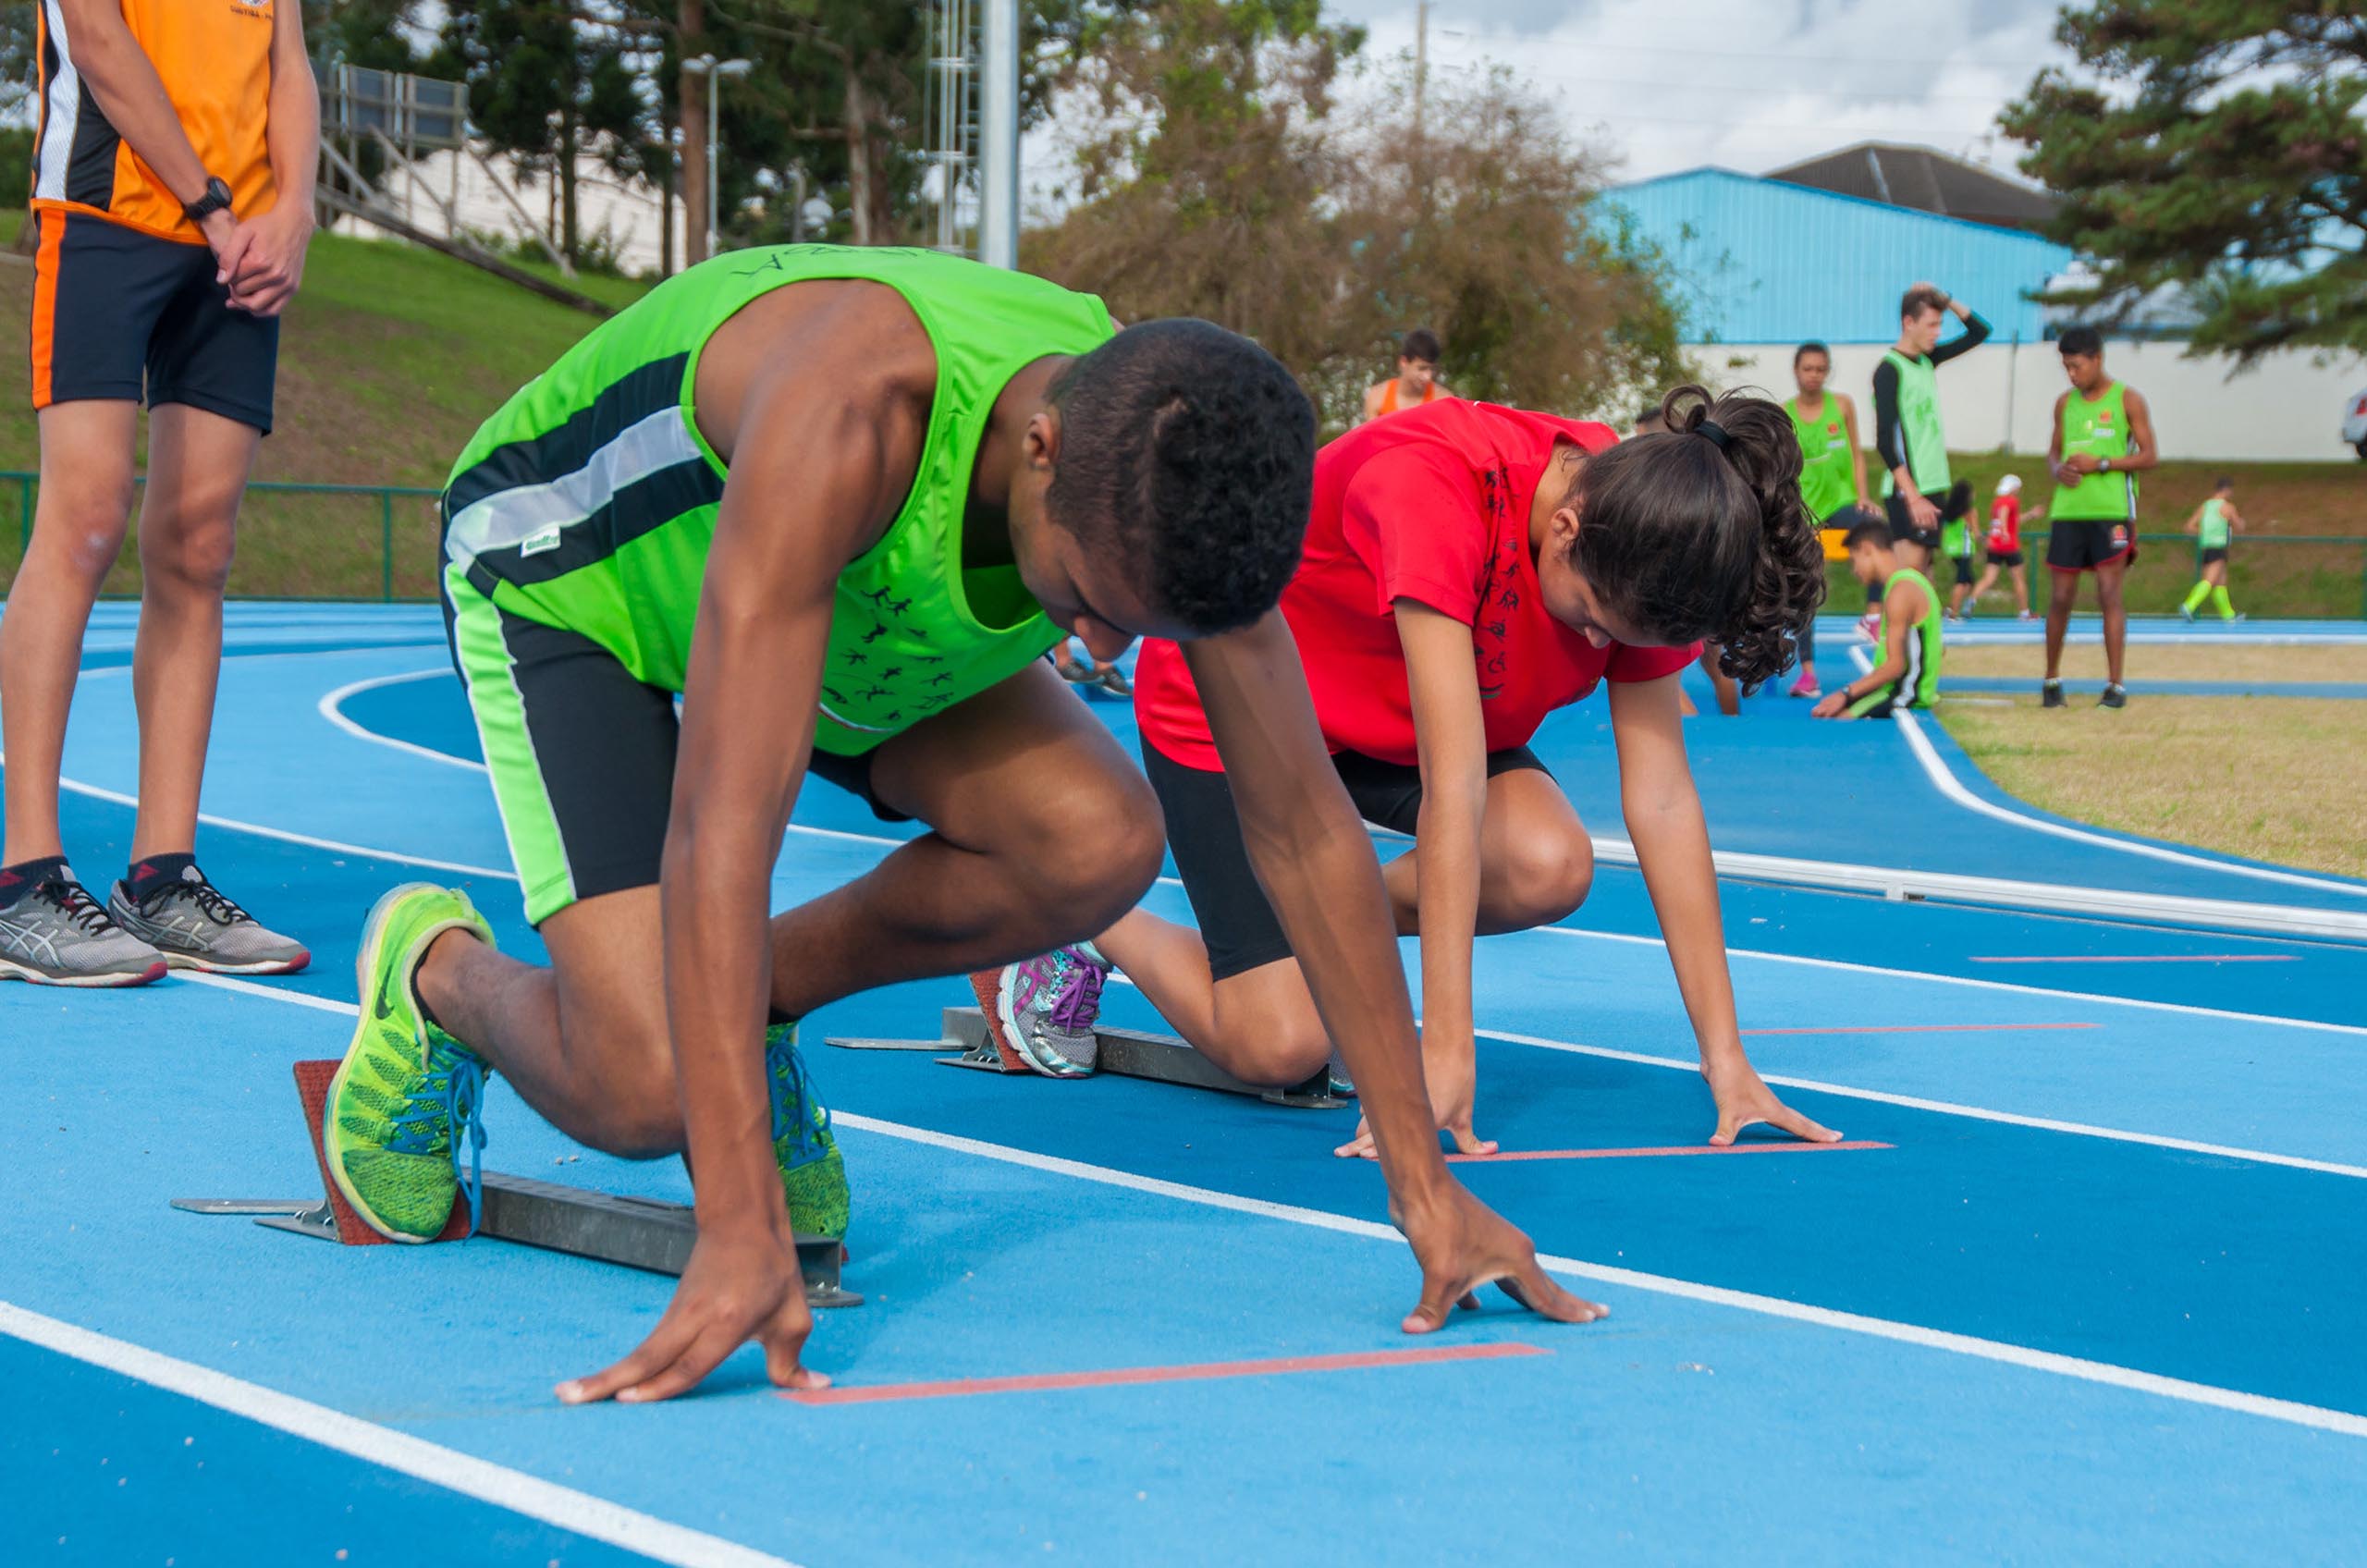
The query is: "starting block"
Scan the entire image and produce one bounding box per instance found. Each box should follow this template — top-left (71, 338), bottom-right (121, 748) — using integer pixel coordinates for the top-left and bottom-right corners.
top-left (828, 1006), bottom-right (1352, 1110)
top-left (173, 1060), bottom-right (860, 1308)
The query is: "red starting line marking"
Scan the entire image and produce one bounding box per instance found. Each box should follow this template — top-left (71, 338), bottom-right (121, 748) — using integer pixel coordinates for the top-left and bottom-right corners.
top-left (1968, 954), bottom-right (2299, 964)
top-left (782, 1342), bottom-right (1549, 1406)
top-left (1741, 1023), bottom-right (2098, 1035)
top-left (1448, 1140), bottom-right (1894, 1164)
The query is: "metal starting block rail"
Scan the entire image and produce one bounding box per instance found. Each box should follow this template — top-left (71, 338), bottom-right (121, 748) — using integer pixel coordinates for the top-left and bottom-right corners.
top-left (172, 1060), bottom-right (859, 1308)
top-left (828, 1005), bottom-right (1352, 1110)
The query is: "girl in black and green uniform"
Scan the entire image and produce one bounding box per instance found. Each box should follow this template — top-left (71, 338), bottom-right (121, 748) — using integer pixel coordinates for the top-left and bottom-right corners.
top-left (1786, 340), bottom-right (1872, 699)
top-left (2179, 478), bottom-right (2245, 622)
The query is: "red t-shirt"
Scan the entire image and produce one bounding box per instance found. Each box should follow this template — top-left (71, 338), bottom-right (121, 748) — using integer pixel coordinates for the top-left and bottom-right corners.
top-left (1987, 496), bottom-right (2021, 552)
top-left (1134, 400), bottom-right (1699, 771)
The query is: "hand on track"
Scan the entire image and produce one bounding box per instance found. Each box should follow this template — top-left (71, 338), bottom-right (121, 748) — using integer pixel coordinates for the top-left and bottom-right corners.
top-left (1396, 1182), bottom-right (1607, 1331)
top-left (1704, 1057), bottom-right (1841, 1147)
top-left (558, 1224), bottom-right (828, 1404)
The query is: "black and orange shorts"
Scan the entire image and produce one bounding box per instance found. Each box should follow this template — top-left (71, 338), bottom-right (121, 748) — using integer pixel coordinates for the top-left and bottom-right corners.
top-left (28, 206), bottom-right (277, 432)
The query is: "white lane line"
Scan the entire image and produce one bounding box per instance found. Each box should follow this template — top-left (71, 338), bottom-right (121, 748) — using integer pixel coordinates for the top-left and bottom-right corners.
top-left (830, 1116), bottom-right (2367, 1441)
top-left (1530, 923), bottom-right (2367, 1039)
top-left (0, 1303), bottom-right (806, 1568)
top-left (318, 667), bottom-right (484, 771)
top-left (1847, 646), bottom-right (2367, 901)
top-left (1473, 1024), bottom-right (2367, 1181)
top-left (167, 975), bottom-right (2367, 1440)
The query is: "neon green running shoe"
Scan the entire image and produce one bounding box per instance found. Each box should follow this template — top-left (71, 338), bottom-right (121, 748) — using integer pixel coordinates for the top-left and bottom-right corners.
top-left (769, 1023), bottom-right (849, 1242)
top-left (325, 883), bottom-right (497, 1242)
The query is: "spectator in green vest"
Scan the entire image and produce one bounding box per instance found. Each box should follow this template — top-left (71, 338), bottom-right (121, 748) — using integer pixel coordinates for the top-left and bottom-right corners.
top-left (1872, 284), bottom-right (1985, 575)
top-left (2041, 325), bottom-right (2159, 710)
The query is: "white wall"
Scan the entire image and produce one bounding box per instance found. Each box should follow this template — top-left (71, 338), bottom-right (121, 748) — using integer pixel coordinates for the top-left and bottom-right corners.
top-left (328, 148), bottom-right (683, 277)
top-left (1693, 340), bottom-right (2367, 464)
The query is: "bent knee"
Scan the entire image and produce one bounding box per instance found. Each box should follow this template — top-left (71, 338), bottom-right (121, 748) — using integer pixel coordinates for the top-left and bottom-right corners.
top-left (1016, 768), bottom-right (1165, 923)
top-left (1208, 1016), bottom-right (1331, 1089)
top-left (554, 1012), bottom-right (682, 1158)
top-left (1496, 831), bottom-right (1594, 926)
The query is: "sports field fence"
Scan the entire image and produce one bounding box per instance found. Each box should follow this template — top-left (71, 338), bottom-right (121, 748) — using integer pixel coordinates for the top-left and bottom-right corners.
top-left (0, 475), bottom-right (2362, 619)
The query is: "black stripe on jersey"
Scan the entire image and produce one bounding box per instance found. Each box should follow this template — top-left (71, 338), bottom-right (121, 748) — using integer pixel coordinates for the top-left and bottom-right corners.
top-left (65, 82), bottom-right (121, 210)
top-left (442, 353), bottom-right (693, 520)
top-left (461, 456), bottom-right (725, 588)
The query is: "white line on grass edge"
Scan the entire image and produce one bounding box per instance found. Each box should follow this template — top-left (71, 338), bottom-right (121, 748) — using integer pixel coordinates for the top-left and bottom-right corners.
top-left (1846, 646), bottom-right (2367, 901)
top-left (0, 1303), bottom-right (804, 1568)
top-left (166, 974), bottom-right (2367, 1443)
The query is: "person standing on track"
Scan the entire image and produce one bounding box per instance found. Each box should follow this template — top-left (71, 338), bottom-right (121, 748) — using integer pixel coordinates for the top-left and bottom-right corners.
top-left (1814, 518), bottom-right (1944, 720)
top-left (1873, 284), bottom-right (1985, 574)
top-left (2041, 326), bottom-right (2159, 710)
top-left (1360, 327), bottom-right (1445, 424)
top-left (318, 249), bottom-right (1596, 1407)
top-left (1968, 474), bottom-right (2041, 619)
top-left (975, 387), bottom-right (1838, 1158)
top-left (0, 0), bottom-right (317, 986)
top-left (2178, 477), bottom-right (2245, 623)
top-left (1785, 340), bottom-right (1872, 699)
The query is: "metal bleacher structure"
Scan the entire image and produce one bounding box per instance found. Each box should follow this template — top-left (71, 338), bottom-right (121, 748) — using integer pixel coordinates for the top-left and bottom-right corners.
top-left (316, 64), bottom-right (611, 315)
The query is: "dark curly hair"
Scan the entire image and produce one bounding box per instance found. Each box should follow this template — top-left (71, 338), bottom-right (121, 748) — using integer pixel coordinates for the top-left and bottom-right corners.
top-left (1562, 384), bottom-right (1825, 690)
top-left (1045, 319), bottom-right (1315, 634)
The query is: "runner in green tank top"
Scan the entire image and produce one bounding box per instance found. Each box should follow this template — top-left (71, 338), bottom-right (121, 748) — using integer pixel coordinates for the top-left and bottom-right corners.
top-left (1815, 517), bottom-right (1944, 718)
top-left (2041, 326), bottom-right (2159, 709)
top-left (2180, 477), bottom-right (2246, 622)
top-left (1784, 340), bottom-right (1873, 700)
top-left (317, 246), bottom-right (1591, 1406)
top-left (1873, 283), bottom-right (1987, 572)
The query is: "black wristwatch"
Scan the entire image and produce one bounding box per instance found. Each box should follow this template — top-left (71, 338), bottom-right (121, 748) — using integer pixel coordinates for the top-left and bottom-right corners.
top-left (183, 176), bottom-right (233, 226)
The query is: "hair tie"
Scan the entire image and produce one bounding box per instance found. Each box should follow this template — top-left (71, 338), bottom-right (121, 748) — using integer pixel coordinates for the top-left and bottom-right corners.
top-left (1696, 419), bottom-right (1732, 452)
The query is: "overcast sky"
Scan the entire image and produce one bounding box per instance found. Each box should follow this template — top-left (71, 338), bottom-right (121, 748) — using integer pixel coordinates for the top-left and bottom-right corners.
top-left (1324, 0), bottom-right (2073, 183)
top-left (1016, 0), bottom-right (2073, 198)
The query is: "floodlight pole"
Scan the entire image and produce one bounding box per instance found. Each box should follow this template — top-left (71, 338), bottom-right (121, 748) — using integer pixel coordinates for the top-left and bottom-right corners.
top-left (683, 55), bottom-right (754, 260)
top-left (980, 0), bottom-right (1019, 268)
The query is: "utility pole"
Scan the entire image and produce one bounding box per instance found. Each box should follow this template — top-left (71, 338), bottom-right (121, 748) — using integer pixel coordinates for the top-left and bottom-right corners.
top-left (680, 0), bottom-right (708, 265)
top-left (980, 0), bottom-right (1019, 269)
top-left (1414, 1), bottom-right (1429, 129)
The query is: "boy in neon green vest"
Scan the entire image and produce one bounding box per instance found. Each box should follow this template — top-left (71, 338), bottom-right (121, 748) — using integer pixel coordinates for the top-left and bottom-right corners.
top-left (319, 247), bottom-right (1592, 1407)
top-left (1873, 283), bottom-right (1986, 573)
top-left (1814, 518), bottom-right (1943, 719)
top-left (2179, 477), bottom-right (2246, 622)
top-left (2042, 325), bottom-right (2160, 710)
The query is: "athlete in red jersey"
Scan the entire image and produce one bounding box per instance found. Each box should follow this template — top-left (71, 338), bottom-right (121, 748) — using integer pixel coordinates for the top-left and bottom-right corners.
top-left (980, 389), bottom-right (1838, 1155)
top-left (1968, 473), bottom-right (2043, 619)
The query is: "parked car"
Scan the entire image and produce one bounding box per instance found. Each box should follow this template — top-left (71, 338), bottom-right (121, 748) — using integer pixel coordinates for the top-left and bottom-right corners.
top-left (2347, 386), bottom-right (2367, 459)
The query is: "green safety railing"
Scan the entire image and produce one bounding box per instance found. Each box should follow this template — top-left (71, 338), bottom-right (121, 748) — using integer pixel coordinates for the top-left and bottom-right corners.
top-left (1825, 529), bottom-right (2367, 621)
top-left (6, 475), bottom-right (2366, 618)
top-left (4, 472), bottom-right (444, 603)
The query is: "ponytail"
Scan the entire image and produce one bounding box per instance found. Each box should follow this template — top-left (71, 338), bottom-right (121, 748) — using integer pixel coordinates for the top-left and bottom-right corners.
top-left (1565, 385), bottom-right (1825, 690)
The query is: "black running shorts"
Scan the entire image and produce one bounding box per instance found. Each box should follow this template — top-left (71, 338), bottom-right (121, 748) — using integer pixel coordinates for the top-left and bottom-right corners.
top-left (29, 207), bottom-right (278, 431)
top-left (1143, 738), bottom-right (1552, 982)
top-left (2046, 519), bottom-right (2139, 573)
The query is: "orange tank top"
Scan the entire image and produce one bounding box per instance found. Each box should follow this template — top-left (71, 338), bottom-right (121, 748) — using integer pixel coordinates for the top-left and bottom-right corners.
top-left (33, 0), bottom-right (280, 241)
top-left (1378, 378), bottom-right (1441, 415)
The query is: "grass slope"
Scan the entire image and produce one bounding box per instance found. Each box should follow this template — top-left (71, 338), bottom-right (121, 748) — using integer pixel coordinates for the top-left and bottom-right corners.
top-left (0, 221), bottom-right (640, 596)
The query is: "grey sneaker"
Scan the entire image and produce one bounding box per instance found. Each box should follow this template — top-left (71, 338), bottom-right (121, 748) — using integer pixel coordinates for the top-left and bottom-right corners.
top-left (0, 871), bottom-right (166, 987)
top-left (969, 946), bottom-right (1107, 1078)
top-left (107, 864), bottom-right (311, 975)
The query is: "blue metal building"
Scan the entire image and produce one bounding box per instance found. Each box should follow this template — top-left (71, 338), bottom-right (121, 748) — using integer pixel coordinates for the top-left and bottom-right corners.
top-left (1600, 167), bottom-right (2077, 346)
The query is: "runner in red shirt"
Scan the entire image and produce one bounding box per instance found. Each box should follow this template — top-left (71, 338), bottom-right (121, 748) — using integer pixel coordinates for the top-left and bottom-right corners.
top-left (1968, 473), bottom-right (2043, 619)
top-left (978, 387), bottom-right (1838, 1155)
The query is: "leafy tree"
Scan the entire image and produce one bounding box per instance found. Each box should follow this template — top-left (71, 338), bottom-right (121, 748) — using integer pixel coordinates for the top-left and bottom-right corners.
top-left (1026, 0), bottom-right (1689, 428)
top-left (2002, 1), bottom-right (2367, 361)
top-left (433, 0), bottom-right (648, 264)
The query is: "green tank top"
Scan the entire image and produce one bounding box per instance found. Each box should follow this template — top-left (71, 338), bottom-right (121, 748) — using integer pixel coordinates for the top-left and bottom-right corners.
top-left (1879, 350), bottom-right (1950, 497)
top-left (2050, 379), bottom-right (2138, 523)
top-left (440, 245), bottom-right (1117, 755)
top-left (2199, 496), bottom-right (2231, 548)
top-left (1848, 565), bottom-right (1943, 715)
top-left (1786, 395), bottom-right (1855, 521)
